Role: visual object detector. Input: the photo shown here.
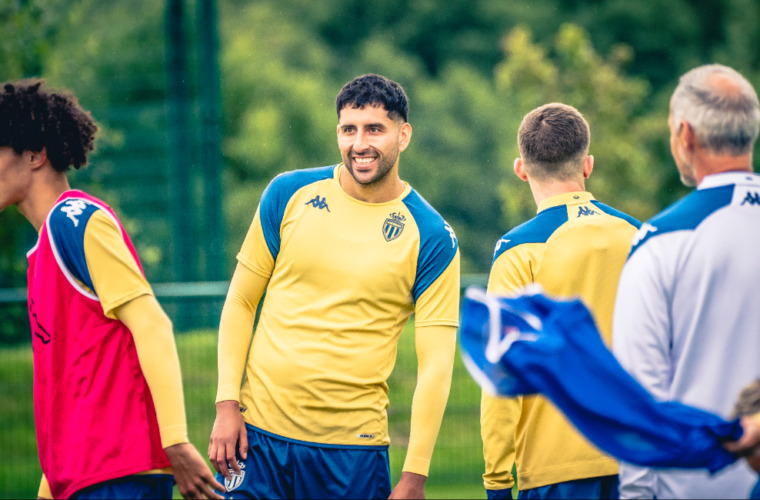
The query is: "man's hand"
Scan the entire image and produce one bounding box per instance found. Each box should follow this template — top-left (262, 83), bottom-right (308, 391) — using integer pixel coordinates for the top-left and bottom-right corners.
top-left (164, 442), bottom-right (225, 499)
top-left (208, 400), bottom-right (248, 479)
top-left (724, 414), bottom-right (760, 471)
top-left (389, 471), bottom-right (426, 499)
top-left (726, 379), bottom-right (760, 471)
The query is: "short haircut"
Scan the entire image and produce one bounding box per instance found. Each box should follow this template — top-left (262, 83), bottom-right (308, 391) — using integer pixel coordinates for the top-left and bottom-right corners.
top-left (671, 64), bottom-right (760, 155)
top-left (335, 74), bottom-right (409, 122)
top-left (517, 103), bottom-right (590, 181)
top-left (0, 79), bottom-right (98, 172)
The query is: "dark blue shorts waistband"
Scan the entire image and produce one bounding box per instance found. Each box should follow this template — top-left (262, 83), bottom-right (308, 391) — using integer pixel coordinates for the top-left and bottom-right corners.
top-left (245, 423), bottom-right (390, 451)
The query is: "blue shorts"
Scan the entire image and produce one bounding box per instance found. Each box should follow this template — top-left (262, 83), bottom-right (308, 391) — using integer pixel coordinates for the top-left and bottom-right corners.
top-left (216, 424), bottom-right (391, 499)
top-left (71, 474), bottom-right (174, 499)
top-left (517, 475), bottom-right (619, 500)
top-left (487, 487), bottom-right (513, 500)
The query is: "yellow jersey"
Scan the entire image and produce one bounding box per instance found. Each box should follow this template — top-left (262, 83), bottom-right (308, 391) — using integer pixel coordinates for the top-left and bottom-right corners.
top-left (481, 191), bottom-right (639, 491)
top-left (234, 164), bottom-right (460, 446)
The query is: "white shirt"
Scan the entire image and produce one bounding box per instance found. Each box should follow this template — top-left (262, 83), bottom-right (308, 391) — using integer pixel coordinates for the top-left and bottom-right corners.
top-left (613, 171), bottom-right (760, 499)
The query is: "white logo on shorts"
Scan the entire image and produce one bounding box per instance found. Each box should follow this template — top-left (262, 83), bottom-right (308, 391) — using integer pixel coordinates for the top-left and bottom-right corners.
top-left (224, 460), bottom-right (246, 492)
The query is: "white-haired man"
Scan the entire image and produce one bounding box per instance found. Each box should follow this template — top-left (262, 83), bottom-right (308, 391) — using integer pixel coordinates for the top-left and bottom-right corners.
top-left (613, 64), bottom-right (760, 499)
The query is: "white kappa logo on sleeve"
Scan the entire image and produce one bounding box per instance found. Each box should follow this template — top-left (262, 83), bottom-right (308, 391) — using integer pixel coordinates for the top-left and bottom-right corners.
top-left (631, 222), bottom-right (658, 247)
top-left (444, 222), bottom-right (457, 248)
top-left (60, 199), bottom-right (90, 227)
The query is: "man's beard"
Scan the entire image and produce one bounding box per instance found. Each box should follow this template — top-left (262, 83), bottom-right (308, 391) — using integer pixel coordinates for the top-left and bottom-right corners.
top-left (343, 145), bottom-right (399, 186)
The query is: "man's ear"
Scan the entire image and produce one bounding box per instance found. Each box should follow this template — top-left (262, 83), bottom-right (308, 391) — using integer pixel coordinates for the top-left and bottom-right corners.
top-left (678, 120), bottom-right (697, 151)
top-left (582, 155), bottom-right (594, 179)
top-left (514, 158), bottom-right (528, 181)
top-left (398, 122), bottom-right (412, 153)
top-left (26, 148), bottom-right (48, 171)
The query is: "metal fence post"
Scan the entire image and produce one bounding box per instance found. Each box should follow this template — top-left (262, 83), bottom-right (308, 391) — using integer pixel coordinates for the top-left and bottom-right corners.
top-left (197, 0), bottom-right (225, 282)
top-left (165, 0), bottom-right (196, 328)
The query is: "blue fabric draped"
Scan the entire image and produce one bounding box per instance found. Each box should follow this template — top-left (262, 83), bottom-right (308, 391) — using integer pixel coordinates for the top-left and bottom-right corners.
top-left (459, 286), bottom-right (742, 473)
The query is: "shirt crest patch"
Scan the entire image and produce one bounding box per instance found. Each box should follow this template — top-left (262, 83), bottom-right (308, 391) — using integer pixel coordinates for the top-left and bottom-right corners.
top-left (383, 212), bottom-right (406, 242)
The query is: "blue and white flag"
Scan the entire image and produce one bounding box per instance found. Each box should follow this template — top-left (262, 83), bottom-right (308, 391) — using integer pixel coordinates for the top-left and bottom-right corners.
top-left (460, 286), bottom-right (742, 473)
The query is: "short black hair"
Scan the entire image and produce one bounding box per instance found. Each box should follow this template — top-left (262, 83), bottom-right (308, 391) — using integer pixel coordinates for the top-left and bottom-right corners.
top-left (0, 79), bottom-right (98, 172)
top-left (335, 74), bottom-right (409, 122)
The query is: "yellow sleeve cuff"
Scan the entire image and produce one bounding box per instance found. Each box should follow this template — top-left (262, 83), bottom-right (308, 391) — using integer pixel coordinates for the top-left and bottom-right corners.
top-left (160, 424), bottom-right (190, 449)
top-left (402, 455), bottom-right (430, 476)
top-left (215, 384), bottom-right (242, 404)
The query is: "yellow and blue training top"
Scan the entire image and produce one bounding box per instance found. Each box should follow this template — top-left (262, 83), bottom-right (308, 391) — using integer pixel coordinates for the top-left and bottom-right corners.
top-left (234, 164), bottom-right (460, 446)
top-left (481, 191), bottom-right (639, 491)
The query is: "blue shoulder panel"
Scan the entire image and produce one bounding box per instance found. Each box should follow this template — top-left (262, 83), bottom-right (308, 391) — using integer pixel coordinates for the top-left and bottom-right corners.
top-left (589, 200), bottom-right (641, 229)
top-left (48, 198), bottom-right (100, 291)
top-left (629, 184), bottom-right (734, 257)
top-left (259, 165), bottom-right (336, 260)
top-left (403, 189), bottom-right (459, 302)
top-left (492, 205), bottom-right (568, 264)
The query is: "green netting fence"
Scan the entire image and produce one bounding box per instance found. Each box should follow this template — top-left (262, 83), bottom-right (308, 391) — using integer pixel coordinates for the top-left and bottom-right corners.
top-left (0, 276), bottom-right (489, 499)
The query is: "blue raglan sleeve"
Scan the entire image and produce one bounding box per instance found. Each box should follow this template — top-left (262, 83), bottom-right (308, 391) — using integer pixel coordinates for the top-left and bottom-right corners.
top-left (404, 191), bottom-right (460, 327)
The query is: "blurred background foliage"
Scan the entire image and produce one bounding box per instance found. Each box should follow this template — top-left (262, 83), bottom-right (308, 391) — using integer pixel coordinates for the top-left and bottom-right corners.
top-left (2, 0), bottom-right (760, 320)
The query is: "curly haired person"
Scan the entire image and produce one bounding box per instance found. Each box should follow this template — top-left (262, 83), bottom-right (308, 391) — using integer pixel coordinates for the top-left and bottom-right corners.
top-left (0, 79), bottom-right (223, 500)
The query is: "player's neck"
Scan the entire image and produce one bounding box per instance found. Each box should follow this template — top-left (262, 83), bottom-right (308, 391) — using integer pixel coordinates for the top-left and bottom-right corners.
top-left (528, 177), bottom-right (586, 207)
top-left (19, 169), bottom-right (71, 232)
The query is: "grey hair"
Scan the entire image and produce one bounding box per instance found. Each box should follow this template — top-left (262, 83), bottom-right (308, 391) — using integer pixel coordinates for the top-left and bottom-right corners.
top-left (671, 64), bottom-right (760, 155)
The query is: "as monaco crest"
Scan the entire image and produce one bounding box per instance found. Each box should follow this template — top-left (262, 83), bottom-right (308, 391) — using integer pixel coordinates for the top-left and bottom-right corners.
top-left (383, 212), bottom-right (406, 242)
top-left (224, 460), bottom-right (246, 492)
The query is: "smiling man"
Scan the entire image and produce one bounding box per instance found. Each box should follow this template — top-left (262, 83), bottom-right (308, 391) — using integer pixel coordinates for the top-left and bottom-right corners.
top-left (208, 74), bottom-right (460, 499)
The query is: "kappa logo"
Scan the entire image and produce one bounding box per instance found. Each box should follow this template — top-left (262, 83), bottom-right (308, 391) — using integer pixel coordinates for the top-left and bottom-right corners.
top-left (383, 212), bottom-right (406, 242)
top-left (224, 460), bottom-right (246, 492)
top-left (494, 237), bottom-right (511, 256)
top-left (741, 191), bottom-right (760, 206)
top-left (305, 195), bottom-right (330, 212)
top-left (631, 222), bottom-right (658, 247)
top-left (60, 199), bottom-right (90, 227)
top-left (576, 206), bottom-right (598, 217)
top-left (444, 222), bottom-right (457, 248)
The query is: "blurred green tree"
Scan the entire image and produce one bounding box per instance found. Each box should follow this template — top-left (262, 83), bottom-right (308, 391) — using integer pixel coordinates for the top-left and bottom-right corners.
top-left (219, 2), bottom-right (339, 259)
top-left (0, 0), bottom-right (75, 343)
top-left (2, 0), bottom-right (760, 302)
top-left (493, 24), bottom-right (670, 230)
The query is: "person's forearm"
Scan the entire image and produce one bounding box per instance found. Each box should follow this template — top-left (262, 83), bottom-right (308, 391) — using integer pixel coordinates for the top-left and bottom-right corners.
top-left (116, 295), bottom-right (188, 448)
top-left (402, 325), bottom-right (456, 476)
top-left (216, 263), bottom-right (267, 403)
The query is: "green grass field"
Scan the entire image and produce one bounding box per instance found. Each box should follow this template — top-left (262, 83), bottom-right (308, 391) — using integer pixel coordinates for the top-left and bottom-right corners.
top-left (0, 321), bottom-right (488, 499)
